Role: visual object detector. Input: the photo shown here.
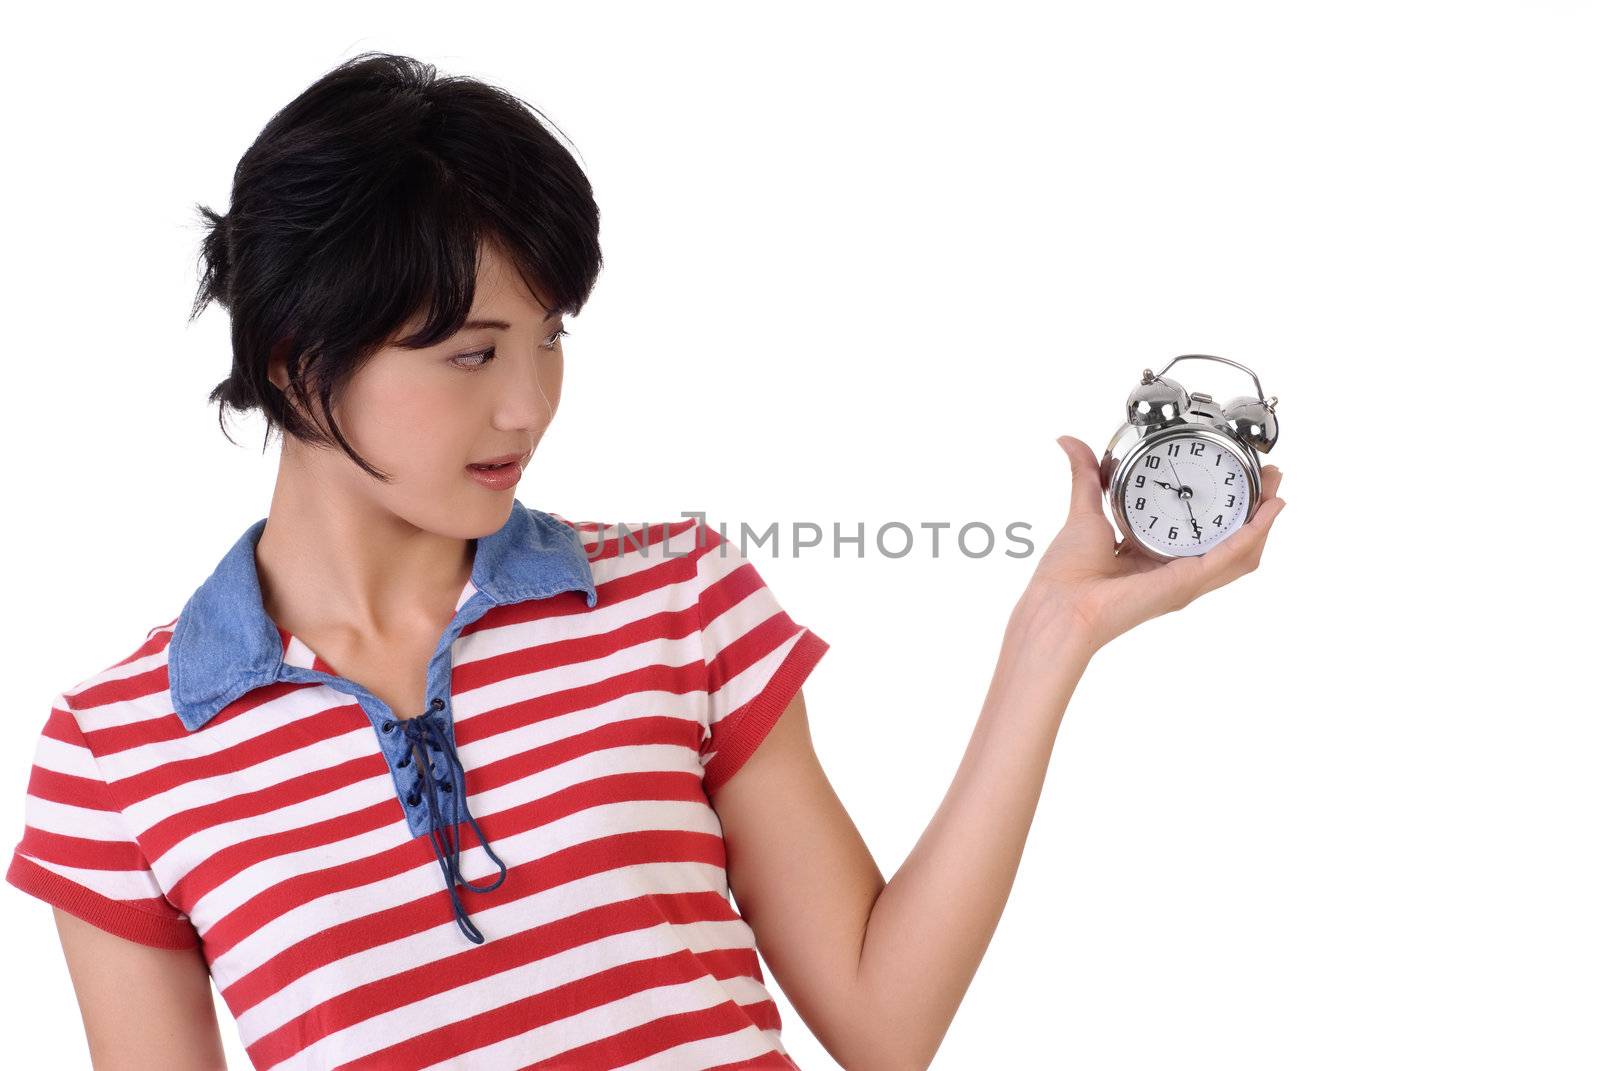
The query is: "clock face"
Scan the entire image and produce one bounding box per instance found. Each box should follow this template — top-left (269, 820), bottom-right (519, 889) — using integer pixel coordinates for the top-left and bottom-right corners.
top-left (1118, 432), bottom-right (1253, 556)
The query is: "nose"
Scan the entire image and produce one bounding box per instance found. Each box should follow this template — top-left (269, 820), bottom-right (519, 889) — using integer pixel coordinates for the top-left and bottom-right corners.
top-left (491, 342), bottom-right (562, 432)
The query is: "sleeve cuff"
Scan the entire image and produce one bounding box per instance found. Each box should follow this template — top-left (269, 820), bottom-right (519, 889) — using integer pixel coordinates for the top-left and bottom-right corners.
top-left (6, 852), bottom-right (200, 950)
top-left (702, 628), bottom-right (829, 797)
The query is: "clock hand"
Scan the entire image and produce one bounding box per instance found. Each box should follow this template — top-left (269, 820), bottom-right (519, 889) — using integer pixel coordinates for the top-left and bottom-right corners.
top-left (1163, 456), bottom-right (1186, 494)
top-left (1164, 457), bottom-right (1203, 541)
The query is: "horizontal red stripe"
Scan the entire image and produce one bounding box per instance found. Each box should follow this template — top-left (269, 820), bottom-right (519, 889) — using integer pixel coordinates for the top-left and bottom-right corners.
top-left (13, 823), bottom-right (153, 872)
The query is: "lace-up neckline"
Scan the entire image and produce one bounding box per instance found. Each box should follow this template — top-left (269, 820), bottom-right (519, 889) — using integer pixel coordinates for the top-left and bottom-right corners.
top-left (396, 711), bottom-right (508, 944)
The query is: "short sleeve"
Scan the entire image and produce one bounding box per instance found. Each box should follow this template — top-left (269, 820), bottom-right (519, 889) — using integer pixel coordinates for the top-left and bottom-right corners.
top-left (692, 521), bottom-right (829, 795)
top-left (5, 694), bottom-right (200, 950)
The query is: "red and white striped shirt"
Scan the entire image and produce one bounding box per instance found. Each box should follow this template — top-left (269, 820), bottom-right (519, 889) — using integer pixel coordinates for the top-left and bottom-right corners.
top-left (6, 503), bottom-right (828, 1069)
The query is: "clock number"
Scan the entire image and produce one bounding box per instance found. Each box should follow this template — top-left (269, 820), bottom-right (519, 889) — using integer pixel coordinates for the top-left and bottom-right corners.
top-left (1144, 456), bottom-right (1160, 469)
top-left (1134, 497), bottom-right (1146, 510)
top-left (1167, 526), bottom-right (1179, 540)
top-left (1147, 516), bottom-right (1158, 529)
top-left (1190, 442), bottom-right (1204, 455)
top-left (1167, 443), bottom-right (1181, 457)
top-left (1225, 494), bottom-right (1235, 507)
top-left (1134, 474), bottom-right (1145, 487)
top-left (1215, 453), bottom-right (1224, 466)
top-left (1212, 514), bottom-right (1223, 526)
top-left (1224, 472), bottom-right (1236, 485)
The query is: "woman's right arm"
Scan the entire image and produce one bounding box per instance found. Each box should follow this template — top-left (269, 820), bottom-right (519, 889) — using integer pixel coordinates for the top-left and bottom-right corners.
top-left (53, 907), bottom-right (229, 1070)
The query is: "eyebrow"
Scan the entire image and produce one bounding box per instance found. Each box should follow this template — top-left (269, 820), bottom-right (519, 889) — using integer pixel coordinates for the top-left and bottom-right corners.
top-left (463, 309), bottom-right (566, 331)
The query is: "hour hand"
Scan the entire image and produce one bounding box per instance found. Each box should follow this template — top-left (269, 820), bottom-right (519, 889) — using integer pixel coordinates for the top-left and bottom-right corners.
top-left (1152, 479), bottom-right (1178, 491)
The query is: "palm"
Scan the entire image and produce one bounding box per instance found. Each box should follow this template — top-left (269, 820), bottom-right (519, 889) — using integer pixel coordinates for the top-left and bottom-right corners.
top-left (1031, 435), bottom-right (1287, 652)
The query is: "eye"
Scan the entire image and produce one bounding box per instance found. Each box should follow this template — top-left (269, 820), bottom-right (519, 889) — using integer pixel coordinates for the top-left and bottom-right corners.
top-left (451, 328), bottom-right (566, 371)
top-left (451, 347), bottom-right (497, 371)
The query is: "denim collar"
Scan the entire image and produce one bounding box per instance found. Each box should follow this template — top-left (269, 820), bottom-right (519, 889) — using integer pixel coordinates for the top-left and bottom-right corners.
top-left (168, 499), bottom-right (597, 732)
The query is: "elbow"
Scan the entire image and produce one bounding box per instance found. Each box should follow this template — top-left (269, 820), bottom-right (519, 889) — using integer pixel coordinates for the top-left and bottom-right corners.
top-left (833, 1051), bottom-right (931, 1071)
top-left (876, 1052), bottom-right (935, 1071)
top-left (821, 1020), bottom-right (936, 1071)
top-left (827, 1014), bottom-right (941, 1071)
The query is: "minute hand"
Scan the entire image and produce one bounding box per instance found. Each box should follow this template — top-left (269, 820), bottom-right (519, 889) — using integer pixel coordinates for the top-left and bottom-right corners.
top-left (1165, 457), bottom-right (1203, 541)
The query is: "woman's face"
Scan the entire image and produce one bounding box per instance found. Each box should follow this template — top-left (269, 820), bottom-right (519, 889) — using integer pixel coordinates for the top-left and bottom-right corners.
top-left (277, 239), bottom-right (570, 536)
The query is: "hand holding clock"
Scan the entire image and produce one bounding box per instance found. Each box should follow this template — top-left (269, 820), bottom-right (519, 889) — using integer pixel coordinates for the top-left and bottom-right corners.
top-left (1019, 434), bottom-right (1286, 657)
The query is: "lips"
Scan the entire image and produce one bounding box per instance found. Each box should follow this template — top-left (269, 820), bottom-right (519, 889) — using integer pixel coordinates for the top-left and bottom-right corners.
top-left (468, 450), bottom-right (531, 469)
top-left (465, 451), bottom-right (527, 491)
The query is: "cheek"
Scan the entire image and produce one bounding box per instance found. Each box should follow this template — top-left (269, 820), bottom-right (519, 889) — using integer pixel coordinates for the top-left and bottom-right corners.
top-left (538, 352), bottom-right (564, 411)
top-left (337, 365), bottom-right (472, 462)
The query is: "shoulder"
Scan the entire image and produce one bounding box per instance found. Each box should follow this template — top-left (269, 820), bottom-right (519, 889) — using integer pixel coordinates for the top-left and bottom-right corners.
top-left (546, 514), bottom-right (714, 582)
top-left (43, 614), bottom-right (189, 757)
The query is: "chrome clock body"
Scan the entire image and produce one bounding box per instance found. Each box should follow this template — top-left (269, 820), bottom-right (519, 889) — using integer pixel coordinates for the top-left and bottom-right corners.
top-left (1100, 354), bottom-right (1279, 560)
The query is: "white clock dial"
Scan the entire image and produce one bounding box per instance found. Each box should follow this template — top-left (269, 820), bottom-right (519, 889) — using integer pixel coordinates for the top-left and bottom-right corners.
top-left (1120, 433), bottom-right (1252, 556)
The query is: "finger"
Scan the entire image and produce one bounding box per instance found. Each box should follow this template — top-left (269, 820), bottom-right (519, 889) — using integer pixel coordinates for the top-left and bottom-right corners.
top-left (1189, 494), bottom-right (1287, 589)
top-left (1234, 494), bottom-right (1287, 565)
top-left (1056, 435), bottom-right (1106, 520)
top-left (1248, 494), bottom-right (1287, 562)
top-left (1260, 463), bottom-right (1284, 500)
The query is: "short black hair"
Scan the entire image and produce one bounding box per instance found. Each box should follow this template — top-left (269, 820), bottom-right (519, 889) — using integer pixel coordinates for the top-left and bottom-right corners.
top-left (190, 51), bottom-right (603, 481)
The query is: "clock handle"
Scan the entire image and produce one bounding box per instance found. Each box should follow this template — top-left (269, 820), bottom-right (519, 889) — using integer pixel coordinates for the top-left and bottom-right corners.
top-left (1156, 353), bottom-right (1270, 404)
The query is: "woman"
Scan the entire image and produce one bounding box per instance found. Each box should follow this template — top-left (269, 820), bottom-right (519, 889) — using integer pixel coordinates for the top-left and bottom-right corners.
top-left (6, 52), bottom-right (1285, 1070)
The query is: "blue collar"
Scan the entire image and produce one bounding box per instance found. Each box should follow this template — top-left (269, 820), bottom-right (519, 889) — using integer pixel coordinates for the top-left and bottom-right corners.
top-left (168, 499), bottom-right (597, 732)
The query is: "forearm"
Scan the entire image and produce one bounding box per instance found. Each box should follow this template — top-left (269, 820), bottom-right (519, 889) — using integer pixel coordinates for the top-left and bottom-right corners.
top-left (852, 589), bottom-right (1093, 1068)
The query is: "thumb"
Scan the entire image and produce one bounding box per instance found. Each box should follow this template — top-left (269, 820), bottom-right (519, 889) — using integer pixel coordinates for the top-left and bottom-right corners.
top-left (1056, 435), bottom-right (1104, 518)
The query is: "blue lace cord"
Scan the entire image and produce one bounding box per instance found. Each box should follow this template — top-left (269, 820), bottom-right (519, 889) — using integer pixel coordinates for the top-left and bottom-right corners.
top-left (400, 713), bottom-right (509, 943)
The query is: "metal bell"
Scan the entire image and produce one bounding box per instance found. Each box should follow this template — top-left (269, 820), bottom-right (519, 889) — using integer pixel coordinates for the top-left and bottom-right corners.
top-left (1125, 369), bottom-right (1188, 427)
top-left (1222, 394), bottom-right (1279, 453)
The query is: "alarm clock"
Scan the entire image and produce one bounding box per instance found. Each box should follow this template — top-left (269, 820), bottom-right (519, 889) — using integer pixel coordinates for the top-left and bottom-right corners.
top-left (1100, 353), bottom-right (1280, 560)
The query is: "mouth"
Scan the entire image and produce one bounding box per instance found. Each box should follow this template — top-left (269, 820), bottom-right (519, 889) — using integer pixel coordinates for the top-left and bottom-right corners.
top-left (467, 449), bottom-right (532, 471)
top-left (464, 449), bottom-right (530, 491)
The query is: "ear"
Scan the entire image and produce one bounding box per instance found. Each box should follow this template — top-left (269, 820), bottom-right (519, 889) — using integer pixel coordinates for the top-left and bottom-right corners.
top-left (266, 338), bottom-right (327, 433)
top-left (266, 337), bottom-right (294, 394)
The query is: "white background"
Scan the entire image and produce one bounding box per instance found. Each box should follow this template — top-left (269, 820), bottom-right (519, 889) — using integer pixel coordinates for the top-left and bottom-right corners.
top-left (2, 2), bottom-right (1596, 1068)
